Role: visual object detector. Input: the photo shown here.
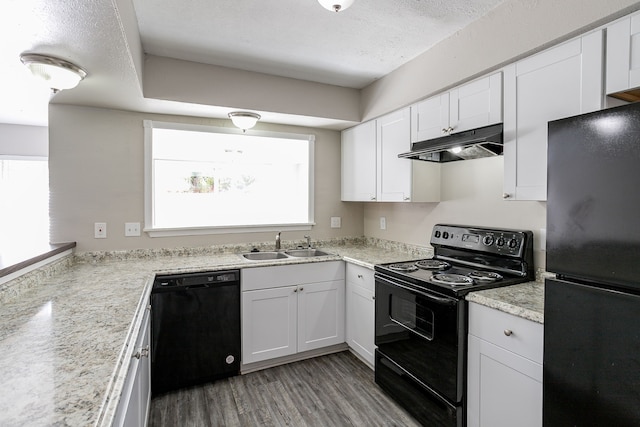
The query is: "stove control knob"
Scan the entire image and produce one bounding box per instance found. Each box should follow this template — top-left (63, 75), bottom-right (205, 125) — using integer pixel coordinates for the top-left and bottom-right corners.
top-left (482, 235), bottom-right (494, 246)
top-left (496, 237), bottom-right (505, 247)
top-left (435, 231), bottom-right (441, 238)
top-left (442, 231), bottom-right (449, 239)
top-left (509, 239), bottom-right (519, 249)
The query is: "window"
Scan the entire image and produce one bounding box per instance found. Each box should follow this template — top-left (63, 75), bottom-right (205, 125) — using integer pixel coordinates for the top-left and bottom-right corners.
top-left (144, 121), bottom-right (315, 237)
top-left (0, 158), bottom-right (49, 248)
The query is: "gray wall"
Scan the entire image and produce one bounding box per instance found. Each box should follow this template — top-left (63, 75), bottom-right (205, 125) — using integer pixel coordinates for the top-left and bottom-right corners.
top-left (363, 157), bottom-right (547, 269)
top-left (48, 105), bottom-right (363, 251)
top-left (361, 0), bottom-right (640, 120)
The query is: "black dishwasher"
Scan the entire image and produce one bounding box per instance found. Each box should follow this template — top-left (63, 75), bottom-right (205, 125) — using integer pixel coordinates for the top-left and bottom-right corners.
top-left (150, 270), bottom-right (240, 395)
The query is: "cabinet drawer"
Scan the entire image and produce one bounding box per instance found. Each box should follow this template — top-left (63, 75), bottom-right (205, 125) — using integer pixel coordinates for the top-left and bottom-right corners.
top-left (345, 263), bottom-right (374, 291)
top-left (242, 261), bottom-right (345, 291)
top-left (469, 302), bottom-right (543, 363)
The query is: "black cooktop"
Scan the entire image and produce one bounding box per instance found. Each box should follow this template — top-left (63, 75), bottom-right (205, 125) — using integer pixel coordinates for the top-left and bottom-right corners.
top-left (375, 224), bottom-right (534, 297)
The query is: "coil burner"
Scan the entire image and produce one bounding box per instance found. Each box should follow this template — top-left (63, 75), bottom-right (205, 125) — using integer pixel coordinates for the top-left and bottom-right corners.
top-left (387, 263), bottom-right (419, 272)
top-left (430, 273), bottom-right (475, 287)
top-left (468, 271), bottom-right (503, 283)
top-left (415, 259), bottom-right (451, 271)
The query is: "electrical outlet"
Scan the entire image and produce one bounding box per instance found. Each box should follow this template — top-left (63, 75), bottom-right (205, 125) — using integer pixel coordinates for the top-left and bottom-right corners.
top-left (125, 222), bottom-right (141, 237)
top-left (330, 217), bottom-right (341, 228)
top-left (94, 222), bottom-right (107, 239)
top-left (380, 217), bottom-right (386, 230)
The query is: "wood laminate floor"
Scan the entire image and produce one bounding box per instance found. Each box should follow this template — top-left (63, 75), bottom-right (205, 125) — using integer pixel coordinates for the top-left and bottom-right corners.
top-left (149, 351), bottom-right (421, 427)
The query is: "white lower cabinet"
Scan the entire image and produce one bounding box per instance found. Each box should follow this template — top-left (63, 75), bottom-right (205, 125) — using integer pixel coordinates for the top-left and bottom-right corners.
top-left (345, 263), bottom-right (375, 367)
top-left (241, 261), bottom-right (345, 365)
top-left (113, 305), bottom-right (151, 427)
top-left (467, 302), bottom-right (543, 427)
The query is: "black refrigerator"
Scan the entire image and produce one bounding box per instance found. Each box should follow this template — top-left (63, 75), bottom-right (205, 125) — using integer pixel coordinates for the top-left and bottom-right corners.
top-left (544, 101), bottom-right (640, 426)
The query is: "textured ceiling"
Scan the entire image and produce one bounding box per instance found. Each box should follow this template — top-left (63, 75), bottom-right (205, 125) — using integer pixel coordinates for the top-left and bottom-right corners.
top-left (133, 0), bottom-right (506, 88)
top-left (0, 0), bottom-right (506, 127)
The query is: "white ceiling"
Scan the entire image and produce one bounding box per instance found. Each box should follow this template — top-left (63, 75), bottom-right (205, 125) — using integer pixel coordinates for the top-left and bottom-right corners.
top-left (0, 0), bottom-right (506, 128)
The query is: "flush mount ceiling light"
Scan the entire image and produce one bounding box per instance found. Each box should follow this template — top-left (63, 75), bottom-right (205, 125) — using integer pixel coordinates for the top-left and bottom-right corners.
top-left (228, 111), bottom-right (261, 131)
top-left (20, 53), bottom-right (87, 93)
top-left (318, 0), bottom-right (355, 12)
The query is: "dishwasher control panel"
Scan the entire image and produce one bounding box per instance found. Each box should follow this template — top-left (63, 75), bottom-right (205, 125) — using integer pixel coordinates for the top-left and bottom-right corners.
top-left (153, 270), bottom-right (240, 289)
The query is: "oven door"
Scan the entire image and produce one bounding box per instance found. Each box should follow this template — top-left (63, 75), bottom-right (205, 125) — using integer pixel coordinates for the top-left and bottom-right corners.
top-left (375, 273), bottom-right (466, 404)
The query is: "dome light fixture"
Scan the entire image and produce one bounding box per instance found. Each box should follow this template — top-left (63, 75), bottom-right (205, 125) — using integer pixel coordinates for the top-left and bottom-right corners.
top-left (228, 111), bottom-right (261, 131)
top-left (20, 53), bottom-right (87, 93)
top-left (318, 0), bottom-right (355, 12)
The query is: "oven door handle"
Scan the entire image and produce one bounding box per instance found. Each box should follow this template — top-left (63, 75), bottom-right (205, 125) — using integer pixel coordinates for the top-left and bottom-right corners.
top-left (375, 275), bottom-right (456, 306)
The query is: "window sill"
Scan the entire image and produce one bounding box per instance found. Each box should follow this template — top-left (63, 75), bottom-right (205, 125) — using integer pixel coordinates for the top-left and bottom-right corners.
top-left (144, 223), bottom-right (315, 238)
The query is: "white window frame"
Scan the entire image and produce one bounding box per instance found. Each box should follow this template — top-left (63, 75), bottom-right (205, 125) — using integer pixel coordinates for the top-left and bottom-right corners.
top-left (143, 120), bottom-right (315, 237)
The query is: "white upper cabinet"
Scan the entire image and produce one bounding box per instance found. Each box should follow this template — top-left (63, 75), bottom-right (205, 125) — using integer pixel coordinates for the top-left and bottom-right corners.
top-left (411, 72), bottom-right (503, 143)
top-left (503, 30), bottom-right (603, 201)
top-left (341, 108), bottom-right (440, 203)
top-left (606, 11), bottom-right (640, 96)
top-left (341, 121), bottom-right (377, 201)
top-left (411, 93), bottom-right (450, 142)
top-left (377, 108), bottom-right (413, 201)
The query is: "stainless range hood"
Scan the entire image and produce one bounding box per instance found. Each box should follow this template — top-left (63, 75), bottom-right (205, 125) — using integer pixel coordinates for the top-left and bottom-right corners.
top-left (398, 123), bottom-right (503, 163)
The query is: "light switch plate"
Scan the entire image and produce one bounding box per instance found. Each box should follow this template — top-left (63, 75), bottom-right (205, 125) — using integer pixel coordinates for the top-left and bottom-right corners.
top-left (380, 217), bottom-right (386, 230)
top-left (330, 217), bottom-right (341, 228)
top-left (125, 222), bottom-right (141, 237)
top-left (94, 222), bottom-right (107, 239)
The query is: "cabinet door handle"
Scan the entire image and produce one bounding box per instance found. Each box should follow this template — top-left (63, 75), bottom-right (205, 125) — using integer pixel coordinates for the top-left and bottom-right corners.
top-left (133, 345), bottom-right (150, 359)
top-left (299, 287), bottom-right (304, 292)
top-left (404, 197), bottom-right (410, 201)
top-left (502, 193), bottom-right (512, 199)
top-left (294, 288), bottom-right (297, 293)
top-left (504, 329), bottom-right (513, 337)
top-left (357, 274), bottom-right (363, 279)
top-left (370, 196), bottom-right (377, 201)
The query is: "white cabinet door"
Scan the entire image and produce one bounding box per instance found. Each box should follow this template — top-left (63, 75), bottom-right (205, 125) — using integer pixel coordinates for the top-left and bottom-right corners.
top-left (411, 72), bottom-right (503, 143)
top-left (467, 336), bottom-right (542, 427)
top-left (377, 108), bottom-right (412, 202)
top-left (341, 121), bottom-right (377, 201)
top-left (450, 72), bottom-right (502, 134)
top-left (114, 307), bottom-right (151, 427)
top-left (467, 303), bottom-right (543, 427)
top-left (346, 281), bottom-right (374, 366)
top-left (606, 12), bottom-right (640, 95)
top-left (411, 93), bottom-right (450, 142)
top-left (345, 264), bottom-right (375, 367)
top-left (503, 30), bottom-right (603, 201)
top-left (297, 280), bottom-right (346, 352)
top-left (242, 286), bottom-right (298, 364)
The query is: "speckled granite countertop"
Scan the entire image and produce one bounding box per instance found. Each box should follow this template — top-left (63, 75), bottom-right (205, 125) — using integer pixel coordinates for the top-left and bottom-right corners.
top-left (0, 239), bottom-right (431, 427)
top-left (466, 278), bottom-right (547, 324)
top-left (0, 239), bottom-right (545, 426)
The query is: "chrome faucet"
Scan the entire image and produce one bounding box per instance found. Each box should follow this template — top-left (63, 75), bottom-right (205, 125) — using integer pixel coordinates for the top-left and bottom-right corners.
top-left (275, 232), bottom-right (281, 251)
top-left (304, 235), bottom-right (311, 248)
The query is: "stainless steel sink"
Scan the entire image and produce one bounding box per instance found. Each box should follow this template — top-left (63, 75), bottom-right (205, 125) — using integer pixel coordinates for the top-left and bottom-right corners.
top-left (241, 251), bottom-right (289, 261)
top-left (284, 249), bottom-right (331, 257)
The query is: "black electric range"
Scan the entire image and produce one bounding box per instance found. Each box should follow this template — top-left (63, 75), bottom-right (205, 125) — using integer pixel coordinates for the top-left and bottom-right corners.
top-left (374, 224), bottom-right (534, 426)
